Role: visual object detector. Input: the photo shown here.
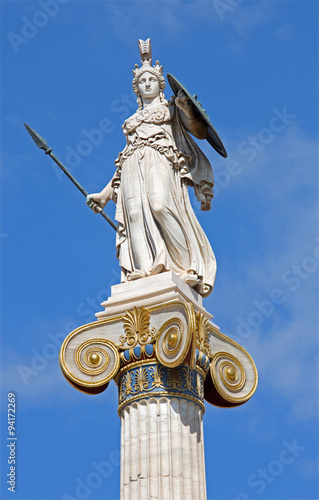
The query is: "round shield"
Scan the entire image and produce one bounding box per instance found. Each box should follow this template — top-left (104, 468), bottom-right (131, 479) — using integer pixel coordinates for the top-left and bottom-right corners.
top-left (167, 73), bottom-right (227, 158)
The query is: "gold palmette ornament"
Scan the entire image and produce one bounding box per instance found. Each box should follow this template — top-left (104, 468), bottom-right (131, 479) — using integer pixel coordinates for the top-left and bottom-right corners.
top-left (119, 306), bottom-right (156, 348)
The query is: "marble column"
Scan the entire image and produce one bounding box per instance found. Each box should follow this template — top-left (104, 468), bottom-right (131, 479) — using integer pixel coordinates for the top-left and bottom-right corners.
top-left (120, 397), bottom-right (206, 500)
top-left (59, 272), bottom-right (258, 500)
top-left (117, 356), bottom-right (209, 500)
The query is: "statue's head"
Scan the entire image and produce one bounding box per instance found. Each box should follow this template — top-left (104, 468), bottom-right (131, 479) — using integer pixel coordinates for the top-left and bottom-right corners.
top-left (132, 39), bottom-right (166, 109)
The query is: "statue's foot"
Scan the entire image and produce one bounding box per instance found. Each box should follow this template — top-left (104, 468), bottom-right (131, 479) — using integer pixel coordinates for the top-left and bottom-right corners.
top-left (128, 270), bottom-right (147, 281)
top-left (180, 270), bottom-right (199, 287)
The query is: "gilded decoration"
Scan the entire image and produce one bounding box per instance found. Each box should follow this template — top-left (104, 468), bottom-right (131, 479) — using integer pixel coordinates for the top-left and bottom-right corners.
top-left (151, 364), bottom-right (162, 388)
top-left (195, 349), bottom-right (210, 372)
top-left (155, 316), bottom-right (191, 368)
top-left (166, 367), bottom-right (183, 389)
top-left (133, 366), bottom-right (150, 392)
top-left (60, 338), bottom-right (120, 390)
top-left (119, 371), bottom-right (133, 402)
top-left (59, 298), bottom-right (257, 405)
top-left (120, 343), bottom-right (155, 365)
top-left (120, 306), bottom-right (156, 348)
top-left (195, 312), bottom-right (212, 357)
top-left (208, 351), bottom-right (258, 405)
top-left (210, 352), bottom-right (246, 394)
top-left (118, 362), bottom-right (205, 411)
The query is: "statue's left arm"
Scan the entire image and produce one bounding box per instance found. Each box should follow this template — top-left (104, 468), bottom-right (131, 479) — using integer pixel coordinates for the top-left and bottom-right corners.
top-left (171, 90), bottom-right (214, 212)
top-left (174, 90), bottom-right (208, 140)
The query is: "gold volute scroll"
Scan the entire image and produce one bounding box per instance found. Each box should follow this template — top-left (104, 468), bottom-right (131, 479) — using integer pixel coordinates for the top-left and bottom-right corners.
top-left (204, 349), bottom-right (258, 407)
top-left (59, 337), bottom-right (120, 394)
top-left (155, 302), bottom-right (194, 368)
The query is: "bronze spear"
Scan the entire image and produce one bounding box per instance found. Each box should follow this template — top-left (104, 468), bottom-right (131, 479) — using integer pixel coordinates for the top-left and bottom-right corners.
top-left (24, 123), bottom-right (117, 231)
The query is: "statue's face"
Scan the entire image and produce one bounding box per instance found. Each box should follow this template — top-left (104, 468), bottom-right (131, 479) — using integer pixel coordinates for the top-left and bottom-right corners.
top-left (138, 71), bottom-right (160, 100)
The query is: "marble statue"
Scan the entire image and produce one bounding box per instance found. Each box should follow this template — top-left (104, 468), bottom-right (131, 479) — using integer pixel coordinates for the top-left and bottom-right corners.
top-left (87, 39), bottom-right (218, 297)
top-left (58, 40), bottom-right (258, 500)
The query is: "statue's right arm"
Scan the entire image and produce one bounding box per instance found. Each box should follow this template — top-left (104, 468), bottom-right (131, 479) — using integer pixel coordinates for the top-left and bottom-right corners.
top-left (87, 179), bottom-right (114, 214)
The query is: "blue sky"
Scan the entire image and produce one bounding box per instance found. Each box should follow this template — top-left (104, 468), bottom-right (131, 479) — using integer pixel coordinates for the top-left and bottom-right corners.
top-left (1, 1), bottom-right (318, 499)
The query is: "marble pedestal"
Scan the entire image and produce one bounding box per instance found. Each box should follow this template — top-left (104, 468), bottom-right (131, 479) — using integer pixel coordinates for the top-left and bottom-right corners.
top-left (59, 272), bottom-right (258, 500)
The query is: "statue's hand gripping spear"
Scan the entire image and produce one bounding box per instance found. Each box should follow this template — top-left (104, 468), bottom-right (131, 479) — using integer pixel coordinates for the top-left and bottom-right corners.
top-left (24, 123), bottom-right (117, 231)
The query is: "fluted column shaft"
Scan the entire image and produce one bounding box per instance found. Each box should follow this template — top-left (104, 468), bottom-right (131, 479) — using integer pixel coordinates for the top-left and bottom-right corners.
top-left (117, 361), bottom-right (208, 500)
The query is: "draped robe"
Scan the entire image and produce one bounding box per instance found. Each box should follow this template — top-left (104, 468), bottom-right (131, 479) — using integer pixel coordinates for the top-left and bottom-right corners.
top-left (112, 102), bottom-right (216, 297)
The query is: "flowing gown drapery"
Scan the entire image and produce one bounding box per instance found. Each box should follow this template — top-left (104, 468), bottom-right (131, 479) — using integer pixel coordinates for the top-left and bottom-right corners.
top-left (112, 102), bottom-right (216, 297)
